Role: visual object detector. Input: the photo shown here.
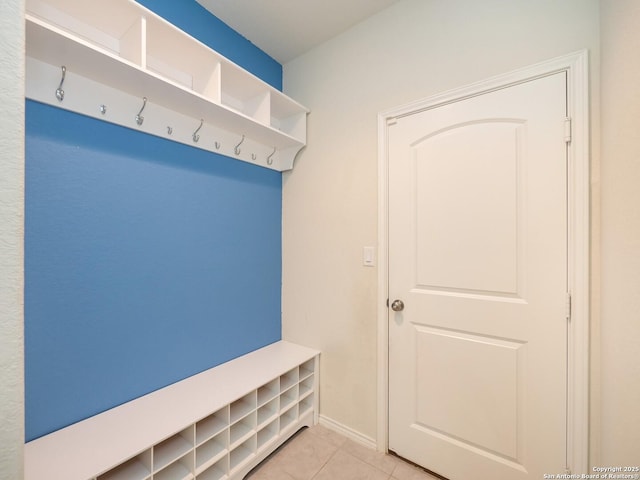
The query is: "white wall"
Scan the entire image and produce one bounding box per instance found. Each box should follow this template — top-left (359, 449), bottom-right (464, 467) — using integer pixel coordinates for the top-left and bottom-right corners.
top-left (282, 0), bottom-right (600, 444)
top-left (599, 0), bottom-right (640, 464)
top-left (0, 0), bottom-right (25, 478)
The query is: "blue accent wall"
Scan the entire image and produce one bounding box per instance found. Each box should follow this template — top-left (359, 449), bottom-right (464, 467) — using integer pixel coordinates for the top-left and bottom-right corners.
top-left (25, 3), bottom-right (283, 441)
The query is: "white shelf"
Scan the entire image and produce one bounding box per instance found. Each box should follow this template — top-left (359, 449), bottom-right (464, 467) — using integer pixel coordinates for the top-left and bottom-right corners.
top-left (196, 409), bottom-right (228, 446)
top-left (280, 368), bottom-right (299, 392)
top-left (280, 385), bottom-right (299, 413)
top-left (196, 460), bottom-right (227, 480)
top-left (229, 438), bottom-right (255, 474)
top-left (229, 414), bottom-right (255, 449)
top-left (257, 379), bottom-right (279, 407)
top-left (279, 407), bottom-right (299, 434)
top-left (195, 433), bottom-right (227, 474)
top-left (96, 454), bottom-right (150, 480)
top-left (153, 428), bottom-right (194, 473)
top-left (25, 0), bottom-right (308, 171)
top-left (256, 420), bottom-right (278, 453)
top-left (25, 341), bottom-right (319, 480)
top-left (154, 456), bottom-right (194, 480)
top-left (229, 393), bottom-right (256, 424)
top-left (257, 398), bottom-right (278, 428)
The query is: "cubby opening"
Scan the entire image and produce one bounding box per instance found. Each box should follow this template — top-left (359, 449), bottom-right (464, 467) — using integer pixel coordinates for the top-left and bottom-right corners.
top-left (257, 379), bottom-right (279, 406)
top-left (220, 63), bottom-right (270, 124)
top-left (27, 0), bottom-right (144, 65)
top-left (299, 375), bottom-right (314, 400)
top-left (230, 392), bottom-right (256, 424)
top-left (257, 397), bottom-right (278, 429)
top-left (229, 437), bottom-right (256, 474)
top-left (279, 406), bottom-right (298, 434)
top-left (154, 450), bottom-right (194, 480)
top-left (299, 395), bottom-right (314, 418)
top-left (96, 451), bottom-right (151, 480)
top-left (229, 412), bottom-right (256, 450)
top-left (270, 94), bottom-right (307, 142)
top-left (256, 419), bottom-right (278, 453)
top-left (196, 457), bottom-right (227, 480)
top-left (280, 368), bottom-right (298, 392)
top-left (153, 426), bottom-right (194, 473)
top-left (196, 408), bottom-right (229, 446)
top-left (196, 431), bottom-right (227, 474)
top-left (280, 384), bottom-right (298, 413)
top-left (145, 15), bottom-right (222, 101)
top-left (299, 359), bottom-right (315, 380)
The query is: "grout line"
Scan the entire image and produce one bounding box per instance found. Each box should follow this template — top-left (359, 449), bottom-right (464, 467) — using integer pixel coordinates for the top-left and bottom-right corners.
top-left (309, 433), bottom-right (341, 480)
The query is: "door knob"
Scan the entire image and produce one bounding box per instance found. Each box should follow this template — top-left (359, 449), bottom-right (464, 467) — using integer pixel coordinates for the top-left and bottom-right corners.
top-left (391, 299), bottom-right (405, 312)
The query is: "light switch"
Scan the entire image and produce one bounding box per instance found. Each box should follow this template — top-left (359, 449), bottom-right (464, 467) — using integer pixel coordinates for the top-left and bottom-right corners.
top-left (363, 246), bottom-right (376, 267)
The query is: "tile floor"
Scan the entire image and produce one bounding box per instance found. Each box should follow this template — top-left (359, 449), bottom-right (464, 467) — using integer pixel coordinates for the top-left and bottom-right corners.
top-left (245, 424), bottom-right (442, 480)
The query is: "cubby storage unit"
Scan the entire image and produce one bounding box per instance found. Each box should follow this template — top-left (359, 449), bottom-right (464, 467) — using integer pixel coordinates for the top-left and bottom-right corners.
top-left (25, 341), bottom-right (320, 480)
top-left (25, 0), bottom-right (309, 171)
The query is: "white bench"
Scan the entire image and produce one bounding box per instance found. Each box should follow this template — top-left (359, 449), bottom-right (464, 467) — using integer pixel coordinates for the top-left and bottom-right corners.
top-left (25, 341), bottom-right (320, 480)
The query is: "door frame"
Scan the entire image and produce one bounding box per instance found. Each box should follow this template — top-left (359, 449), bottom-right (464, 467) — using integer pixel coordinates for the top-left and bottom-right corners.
top-left (376, 51), bottom-right (590, 473)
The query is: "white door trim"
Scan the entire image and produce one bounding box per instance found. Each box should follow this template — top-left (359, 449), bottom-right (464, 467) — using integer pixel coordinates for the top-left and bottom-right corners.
top-left (377, 50), bottom-right (590, 473)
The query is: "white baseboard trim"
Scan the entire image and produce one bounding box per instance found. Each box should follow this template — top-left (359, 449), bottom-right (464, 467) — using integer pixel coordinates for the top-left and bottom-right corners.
top-left (318, 414), bottom-right (377, 450)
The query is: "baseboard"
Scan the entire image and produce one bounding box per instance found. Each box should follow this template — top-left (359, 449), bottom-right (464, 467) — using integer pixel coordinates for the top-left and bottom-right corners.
top-left (318, 414), bottom-right (377, 450)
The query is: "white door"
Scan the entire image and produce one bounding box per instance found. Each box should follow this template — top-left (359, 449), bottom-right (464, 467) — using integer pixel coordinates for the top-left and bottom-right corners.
top-left (388, 72), bottom-right (568, 479)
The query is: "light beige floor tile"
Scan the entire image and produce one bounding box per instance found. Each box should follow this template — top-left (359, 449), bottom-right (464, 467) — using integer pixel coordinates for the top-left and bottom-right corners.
top-left (313, 450), bottom-right (391, 480)
top-left (264, 428), bottom-right (338, 480)
top-left (247, 425), bottom-right (447, 480)
top-left (391, 460), bottom-right (442, 480)
top-left (245, 457), bottom-right (298, 480)
top-left (342, 439), bottom-right (400, 474)
top-left (306, 424), bottom-right (349, 448)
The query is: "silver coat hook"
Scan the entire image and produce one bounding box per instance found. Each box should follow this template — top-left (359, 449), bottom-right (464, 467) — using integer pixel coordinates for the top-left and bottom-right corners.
top-left (193, 119), bottom-right (203, 143)
top-left (234, 134), bottom-right (245, 155)
top-left (135, 97), bottom-right (147, 126)
top-left (266, 147), bottom-right (276, 165)
top-left (55, 66), bottom-right (66, 102)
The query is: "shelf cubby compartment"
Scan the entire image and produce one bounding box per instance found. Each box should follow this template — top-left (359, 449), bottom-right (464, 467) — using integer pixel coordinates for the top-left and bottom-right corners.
top-left (196, 407), bottom-right (229, 446)
top-left (220, 62), bottom-right (270, 125)
top-left (97, 451), bottom-right (152, 480)
top-left (257, 379), bottom-right (279, 407)
top-left (144, 14), bottom-right (221, 102)
top-left (230, 392), bottom-right (256, 424)
top-left (280, 368), bottom-right (299, 392)
top-left (154, 450), bottom-right (194, 480)
top-left (256, 419), bottom-right (279, 453)
top-left (270, 93), bottom-right (307, 142)
top-left (196, 431), bottom-right (227, 475)
top-left (279, 406), bottom-right (298, 434)
top-left (280, 385), bottom-right (298, 413)
top-left (299, 395), bottom-right (314, 418)
top-left (27, 0), bottom-right (144, 66)
top-left (299, 375), bottom-right (314, 400)
top-left (229, 411), bottom-right (256, 449)
top-left (229, 437), bottom-right (256, 474)
top-left (299, 359), bottom-right (315, 381)
top-left (257, 397), bottom-right (278, 429)
top-left (153, 426), bottom-right (194, 473)
top-left (196, 457), bottom-right (228, 480)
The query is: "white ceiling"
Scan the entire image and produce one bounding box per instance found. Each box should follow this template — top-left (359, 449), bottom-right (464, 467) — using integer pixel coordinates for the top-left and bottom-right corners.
top-left (196, 0), bottom-right (403, 64)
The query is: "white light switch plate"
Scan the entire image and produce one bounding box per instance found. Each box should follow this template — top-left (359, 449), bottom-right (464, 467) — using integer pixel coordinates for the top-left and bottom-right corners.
top-left (363, 246), bottom-right (376, 267)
